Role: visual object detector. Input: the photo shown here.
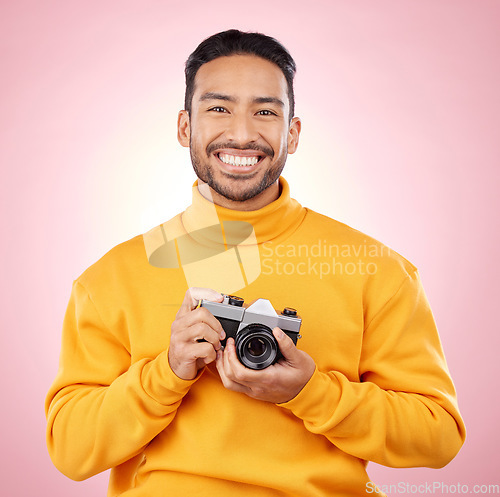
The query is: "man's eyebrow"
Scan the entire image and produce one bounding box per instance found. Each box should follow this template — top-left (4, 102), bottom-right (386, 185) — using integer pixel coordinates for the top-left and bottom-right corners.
top-left (252, 96), bottom-right (285, 107)
top-left (199, 93), bottom-right (285, 108)
top-left (199, 92), bottom-right (237, 102)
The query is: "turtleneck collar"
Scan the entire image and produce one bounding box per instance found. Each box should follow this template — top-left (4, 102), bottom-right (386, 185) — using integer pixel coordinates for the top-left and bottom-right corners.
top-left (181, 177), bottom-right (306, 245)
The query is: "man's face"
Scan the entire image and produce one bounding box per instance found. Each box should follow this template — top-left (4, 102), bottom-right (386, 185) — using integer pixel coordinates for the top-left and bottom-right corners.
top-left (178, 54), bottom-right (301, 206)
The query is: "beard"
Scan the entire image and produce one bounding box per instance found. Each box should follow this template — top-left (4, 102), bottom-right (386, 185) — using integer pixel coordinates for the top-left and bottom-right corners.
top-left (190, 140), bottom-right (287, 203)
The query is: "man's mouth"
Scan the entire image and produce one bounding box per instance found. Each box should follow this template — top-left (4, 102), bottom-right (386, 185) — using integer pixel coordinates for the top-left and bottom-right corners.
top-left (212, 147), bottom-right (267, 172)
top-left (217, 152), bottom-right (262, 167)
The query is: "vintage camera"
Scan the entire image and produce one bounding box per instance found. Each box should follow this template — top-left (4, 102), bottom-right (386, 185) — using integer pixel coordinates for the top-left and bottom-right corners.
top-left (200, 295), bottom-right (302, 370)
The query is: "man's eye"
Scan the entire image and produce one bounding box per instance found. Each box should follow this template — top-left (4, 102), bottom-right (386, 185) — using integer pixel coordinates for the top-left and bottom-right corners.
top-left (209, 107), bottom-right (228, 113)
top-left (257, 110), bottom-right (276, 116)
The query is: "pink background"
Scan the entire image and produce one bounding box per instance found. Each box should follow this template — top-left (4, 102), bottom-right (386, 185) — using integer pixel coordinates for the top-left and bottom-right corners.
top-left (1, 1), bottom-right (499, 495)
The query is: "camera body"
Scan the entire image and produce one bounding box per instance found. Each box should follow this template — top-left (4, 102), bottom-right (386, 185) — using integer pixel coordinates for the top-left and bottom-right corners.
top-left (200, 295), bottom-right (302, 370)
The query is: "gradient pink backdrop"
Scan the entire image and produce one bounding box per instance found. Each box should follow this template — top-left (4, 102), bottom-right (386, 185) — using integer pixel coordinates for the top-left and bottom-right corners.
top-left (1, 1), bottom-right (499, 495)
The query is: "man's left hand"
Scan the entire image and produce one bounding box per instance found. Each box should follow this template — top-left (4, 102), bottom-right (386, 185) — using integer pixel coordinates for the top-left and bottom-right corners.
top-left (215, 327), bottom-right (316, 404)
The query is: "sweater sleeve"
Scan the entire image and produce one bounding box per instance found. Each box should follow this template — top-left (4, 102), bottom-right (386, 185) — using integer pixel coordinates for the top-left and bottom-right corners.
top-left (279, 269), bottom-right (466, 468)
top-left (45, 280), bottom-right (197, 481)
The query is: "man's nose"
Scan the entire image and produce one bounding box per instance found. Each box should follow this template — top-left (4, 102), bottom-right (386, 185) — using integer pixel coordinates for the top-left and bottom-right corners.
top-left (225, 114), bottom-right (259, 144)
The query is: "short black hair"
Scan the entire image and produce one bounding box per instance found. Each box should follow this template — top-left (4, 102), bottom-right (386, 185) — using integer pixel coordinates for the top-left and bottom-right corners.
top-left (184, 29), bottom-right (296, 120)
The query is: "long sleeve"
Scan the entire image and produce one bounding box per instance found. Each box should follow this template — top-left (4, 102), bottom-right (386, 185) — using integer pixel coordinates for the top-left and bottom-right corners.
top-left (45, 280), bottom-right (196, 481)
top-left (279, 269), bottom-right (465, 468)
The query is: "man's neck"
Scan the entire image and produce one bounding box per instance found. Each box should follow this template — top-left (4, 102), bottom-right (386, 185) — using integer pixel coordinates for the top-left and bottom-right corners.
top-left (197, 180), bottom-right (280, 212)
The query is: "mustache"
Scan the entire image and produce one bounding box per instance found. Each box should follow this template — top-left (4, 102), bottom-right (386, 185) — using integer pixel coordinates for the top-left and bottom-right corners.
top-left (206, 141), bottom-right (274, 158)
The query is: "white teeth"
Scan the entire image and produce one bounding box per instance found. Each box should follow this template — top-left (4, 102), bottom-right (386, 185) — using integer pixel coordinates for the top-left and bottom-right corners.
top-left (218, 153), bottom-right (259, 167)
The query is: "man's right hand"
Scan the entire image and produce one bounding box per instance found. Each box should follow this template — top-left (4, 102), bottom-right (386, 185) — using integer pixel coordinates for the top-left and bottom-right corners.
top-left (168, 287), bottom-right (225, 380)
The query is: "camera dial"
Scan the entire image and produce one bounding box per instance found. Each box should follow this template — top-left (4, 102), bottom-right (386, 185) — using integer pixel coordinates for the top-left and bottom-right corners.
top-left (228, 295), bottom-right (244, 307)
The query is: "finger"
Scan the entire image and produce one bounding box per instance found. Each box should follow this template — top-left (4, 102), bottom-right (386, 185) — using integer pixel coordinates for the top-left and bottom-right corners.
top-left (199, 343), bottom-right (217, 365)
top-left (175, 321), bottom-right (222, 350)
top-left (216, 349), bottom-right (250, 394)
top-left (191, 342), bottom-right (217, 364)
top-left (215, 349), bottom-right (231, 383)
top-left (168, 339), bottom-right (218, 380)
top-left (223, 338), bottom-right (262, 384)
top-left (191, 322), bottom-right (222, 350)
top-left (177, 287), bottom-right (223, 318)
top-left (173, 307), bottom-right (225, 339)
top-left (273, 327), bottom-right (299, 363)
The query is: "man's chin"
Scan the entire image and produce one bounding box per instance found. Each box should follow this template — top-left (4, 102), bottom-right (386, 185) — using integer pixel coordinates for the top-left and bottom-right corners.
top-left (208, 181), bottom-right (268, 203)
top-left (193, 159), bottom-right (283, 203)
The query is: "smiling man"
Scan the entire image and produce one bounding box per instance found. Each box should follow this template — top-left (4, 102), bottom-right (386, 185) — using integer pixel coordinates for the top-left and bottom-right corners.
top-left (178, 53), bottom-right (300, 209)
top-left (46, 30), bottom-right (465, 496)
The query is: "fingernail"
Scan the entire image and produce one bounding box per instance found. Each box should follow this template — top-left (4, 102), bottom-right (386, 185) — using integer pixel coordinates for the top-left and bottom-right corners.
top-left (275, 328), bottom-right (285, 339)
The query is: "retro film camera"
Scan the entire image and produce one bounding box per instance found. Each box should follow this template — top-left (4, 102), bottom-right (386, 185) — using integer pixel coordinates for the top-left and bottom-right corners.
top-left (200, 295), bottom-right (302, 370)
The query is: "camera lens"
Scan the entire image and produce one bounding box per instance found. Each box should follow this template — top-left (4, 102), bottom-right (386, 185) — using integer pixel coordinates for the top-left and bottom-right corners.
top-left (247, 337), bottom-right (266, 357)
top-left (236, 324), bottom-right (278, 370)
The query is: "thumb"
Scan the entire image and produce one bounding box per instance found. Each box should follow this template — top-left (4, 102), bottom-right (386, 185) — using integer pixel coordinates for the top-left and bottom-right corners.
top-left (273, 327), bottom-right (300, 362)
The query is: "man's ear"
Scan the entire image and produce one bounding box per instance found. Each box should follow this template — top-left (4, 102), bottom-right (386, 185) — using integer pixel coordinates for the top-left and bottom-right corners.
top-left (287, 117), bottom-right (301, 154)
top-left (177, 110), bottom-right (190, 147)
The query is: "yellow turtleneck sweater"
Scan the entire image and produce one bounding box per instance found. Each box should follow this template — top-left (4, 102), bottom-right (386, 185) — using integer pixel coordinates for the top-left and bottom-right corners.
top-left (45, 178), bottom-right (465, 496)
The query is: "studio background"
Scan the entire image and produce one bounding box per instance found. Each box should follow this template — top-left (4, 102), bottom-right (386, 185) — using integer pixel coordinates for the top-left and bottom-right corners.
top-left (1, 1), bottom-right (498, 495)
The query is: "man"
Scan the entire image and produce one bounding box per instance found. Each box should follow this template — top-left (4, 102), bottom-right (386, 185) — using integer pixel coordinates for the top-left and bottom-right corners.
top-left (46, 30), bottom-right (465, 496)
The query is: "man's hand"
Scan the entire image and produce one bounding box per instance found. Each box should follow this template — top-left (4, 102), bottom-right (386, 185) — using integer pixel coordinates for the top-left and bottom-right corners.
top-left (168, 287), bottom-right (225, 380)
top-left (215, 327), bottom-right (316, 404)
